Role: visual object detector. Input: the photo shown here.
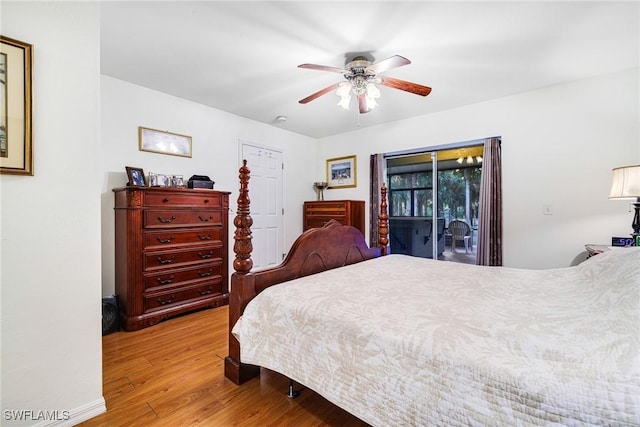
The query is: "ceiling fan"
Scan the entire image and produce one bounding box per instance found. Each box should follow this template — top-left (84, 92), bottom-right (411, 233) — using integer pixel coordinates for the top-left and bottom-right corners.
top-left (298, 54), bottom-right (432, 114)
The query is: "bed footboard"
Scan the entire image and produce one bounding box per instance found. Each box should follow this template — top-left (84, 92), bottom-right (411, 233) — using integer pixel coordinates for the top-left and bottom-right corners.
top-left (224, 160), bottom-right (388, 384)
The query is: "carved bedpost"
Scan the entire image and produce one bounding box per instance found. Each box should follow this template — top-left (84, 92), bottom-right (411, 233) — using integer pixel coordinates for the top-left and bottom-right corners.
top-left (379, 183), bottom-right (389, 256)
top-left (233, 159), bottom-right (253, 274)
top-left (225, 160), bottom-right (260, 384)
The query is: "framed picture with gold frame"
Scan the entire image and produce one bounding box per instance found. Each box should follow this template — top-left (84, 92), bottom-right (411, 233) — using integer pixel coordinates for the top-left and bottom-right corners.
top-left (138, 126), bottom-right (192, 158)
top-left (1, 36), bottom-right (33, 175)
top-left (326, 155), bottom-right (356, 189)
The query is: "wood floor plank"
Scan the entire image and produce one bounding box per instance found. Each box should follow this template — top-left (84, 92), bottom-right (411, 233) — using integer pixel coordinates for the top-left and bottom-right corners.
top-left (79, 305), bottom-right (370, 426)
top-left (148, 384), bottom-right (222, 418)
top-left (81, 401), bottom-right (158, 427)
top-left (102, 376), bottom-right (136, 403)
top-left (102, 356), bottom-right (152, 384)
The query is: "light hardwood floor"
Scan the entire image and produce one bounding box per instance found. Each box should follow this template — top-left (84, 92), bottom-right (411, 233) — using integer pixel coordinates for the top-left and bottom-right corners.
top-left (79, 306), bottom-right (369, 426)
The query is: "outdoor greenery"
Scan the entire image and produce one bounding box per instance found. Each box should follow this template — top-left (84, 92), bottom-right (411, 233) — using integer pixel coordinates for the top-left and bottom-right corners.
top-left (388, 167), bottom-right (482, 224)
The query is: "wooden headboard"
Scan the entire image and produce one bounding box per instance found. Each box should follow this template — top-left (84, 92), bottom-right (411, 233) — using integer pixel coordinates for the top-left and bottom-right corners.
top-left (224, 160), bottom-right (389, 384)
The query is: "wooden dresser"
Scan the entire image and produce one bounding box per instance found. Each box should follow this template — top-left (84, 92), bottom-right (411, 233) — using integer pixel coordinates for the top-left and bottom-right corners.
top-left (303, 200), bottom-right (365, 236)
top-left (113, 186), bottom-right (230, 331)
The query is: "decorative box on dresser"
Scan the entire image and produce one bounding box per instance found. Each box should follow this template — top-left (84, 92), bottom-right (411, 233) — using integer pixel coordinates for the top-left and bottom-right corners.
top-left (303, 200), bottom-right (365, 236)
top-left (113, 186), bottom-right (230, 331)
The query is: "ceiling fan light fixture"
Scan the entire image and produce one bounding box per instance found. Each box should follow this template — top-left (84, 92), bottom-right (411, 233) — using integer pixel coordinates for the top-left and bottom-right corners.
top-left (298, 54), bottom-right (431, 114)
top-left (337, 94), bottom-right (351, 110)
top-left (336, 82), bottom-right (352, 110)
top-left (365, 83), bottom-right (380, 110)
top-left (366, 82), bottom-right (381, 99)
top-left (366, 96), bottom-right (379, 110)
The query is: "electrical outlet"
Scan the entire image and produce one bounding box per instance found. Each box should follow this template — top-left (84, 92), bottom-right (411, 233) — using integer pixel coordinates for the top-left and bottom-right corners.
top-left (543, 204), bottom-right (553, 215)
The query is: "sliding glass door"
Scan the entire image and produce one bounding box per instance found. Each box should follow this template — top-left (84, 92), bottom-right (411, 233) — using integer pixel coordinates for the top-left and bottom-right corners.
top-left (386, 145), bottom-right (482, 263)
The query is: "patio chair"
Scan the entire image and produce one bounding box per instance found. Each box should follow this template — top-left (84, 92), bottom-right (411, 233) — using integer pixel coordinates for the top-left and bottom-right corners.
top-left (447, 220), bottom-right (472, 253)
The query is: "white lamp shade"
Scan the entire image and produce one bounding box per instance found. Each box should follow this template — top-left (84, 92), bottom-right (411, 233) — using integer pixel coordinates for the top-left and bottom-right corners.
top-left (609, 165), bottom-right (640, 199)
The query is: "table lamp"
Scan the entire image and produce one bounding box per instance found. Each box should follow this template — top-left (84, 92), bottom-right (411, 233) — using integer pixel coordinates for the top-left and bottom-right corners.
top-left (609, 164), bottom-right (640, 238)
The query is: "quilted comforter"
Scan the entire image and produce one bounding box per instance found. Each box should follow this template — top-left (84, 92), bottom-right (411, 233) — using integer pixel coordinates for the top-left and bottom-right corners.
top-left (232, 249), bottom-right (640, 426)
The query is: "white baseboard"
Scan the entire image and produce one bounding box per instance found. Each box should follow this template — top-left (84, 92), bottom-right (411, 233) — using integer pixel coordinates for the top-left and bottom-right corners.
top-left (31, 397), bottom-right (106, 427)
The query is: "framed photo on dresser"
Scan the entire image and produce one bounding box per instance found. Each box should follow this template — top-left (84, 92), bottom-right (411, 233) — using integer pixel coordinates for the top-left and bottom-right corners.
top-left (125, 166), bottom-right (147, 187)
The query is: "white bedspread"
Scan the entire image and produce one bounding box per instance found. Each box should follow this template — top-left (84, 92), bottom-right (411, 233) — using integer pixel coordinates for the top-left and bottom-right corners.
top-left (232, 249), bottom-right (640, 426)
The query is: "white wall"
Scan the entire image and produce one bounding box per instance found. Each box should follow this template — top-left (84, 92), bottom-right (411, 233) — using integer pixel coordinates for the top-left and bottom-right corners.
top-left (0, 2), bottom-right (105, 426)
top-left (100, 76), bottom-right (317, 297)
top-left (317, 68), bottom-right (640, 269)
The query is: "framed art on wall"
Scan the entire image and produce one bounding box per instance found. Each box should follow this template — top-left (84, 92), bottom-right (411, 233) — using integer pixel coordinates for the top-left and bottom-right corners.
top-left (326, 155), bottom-right (357, 189)
top-left (138, 126), bottom-right (192, 158)
top-left (1, 36), bottom-right (33, 175)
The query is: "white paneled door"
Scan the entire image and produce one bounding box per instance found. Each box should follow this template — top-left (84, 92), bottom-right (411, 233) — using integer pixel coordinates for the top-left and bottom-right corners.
top-left (241, 143), bottom-right (284, 270)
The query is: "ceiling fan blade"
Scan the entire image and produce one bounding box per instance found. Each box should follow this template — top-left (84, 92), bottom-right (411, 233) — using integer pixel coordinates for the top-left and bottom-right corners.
top-left (379, 76), bottom-right (432, 96)
top-left (366, 55), bottom-right (411, 74)
top-left (298, 82), bottom-right (341, 104)
top-left (298, 63), bottom-right (347, 74)
top-left (358, 93), bottom-right (370, 114)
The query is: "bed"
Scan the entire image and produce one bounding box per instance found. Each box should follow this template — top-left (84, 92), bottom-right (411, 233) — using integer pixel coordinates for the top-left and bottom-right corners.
top-left (224, 161), bottom-right (640, 426)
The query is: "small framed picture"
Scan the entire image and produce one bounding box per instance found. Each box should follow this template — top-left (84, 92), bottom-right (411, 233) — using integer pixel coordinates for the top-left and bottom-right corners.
top-left (157, 174), bottom-right (170, 187)
top-left (172, 175), bottom-right (185, 187)
top-left (326, 155), bottom-right (357, 189)
top-left (148, 172), bottom-right (158, 187)
top-left (125, 166), bottom-right (147, 187)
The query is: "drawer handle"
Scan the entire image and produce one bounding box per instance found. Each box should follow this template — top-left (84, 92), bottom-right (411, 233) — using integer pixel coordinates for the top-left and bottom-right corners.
top-left (156, 275), bottom-right (175, 285)
top-left (197, 268), bottom-right (213, 277)
top-left (198, 286), bottom-right (213, 296)
top-left (198, 215), bottom-right (213, 222)
top-left (156, 236), bottom-right (175, 244)
top-left (157, 215), bottom-right (176, 224)
top-left (197, 233), bottom-right (213, 240)
top-left (163, 198), bottom-right (170, 203)
top-left (198, 250), bottom-right (213, 259)
top-left (157, 295), bottom-right (175, 305)
top-left (204, 199), bottom-right (210, 204)
top-left (156, 255), bottom-right (175, 265)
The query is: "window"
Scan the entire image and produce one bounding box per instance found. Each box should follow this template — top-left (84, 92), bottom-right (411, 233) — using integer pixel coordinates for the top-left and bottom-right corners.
top-left (389, 172), bottom-right (432, 217)
top-left (387, 146), bottom-right (482, 226)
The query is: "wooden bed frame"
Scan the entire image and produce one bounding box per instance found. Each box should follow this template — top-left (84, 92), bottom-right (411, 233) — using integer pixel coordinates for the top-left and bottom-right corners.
top-left (224, 160), bottom-right (389, 384)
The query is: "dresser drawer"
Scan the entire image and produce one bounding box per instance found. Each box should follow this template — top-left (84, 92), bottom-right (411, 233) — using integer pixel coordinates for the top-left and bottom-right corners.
top-left (144, 228), bottom-right (222, 250)
top-left (305, 209), bottom-right (347, 217)
top-left (144, 209), bottom-right (223, 228)
top-left (144, 280), bottom-right (223, 312)
top-left (144, 246), bottom-right (222, 271)
top-left (305, 217), bottom-right (346, 229)
top-left (143, 262), bottom-right (223, 292)
top-left (145, 191), bottom-right (224, 208)
top-left (305, 201), bottom-right (347, 212)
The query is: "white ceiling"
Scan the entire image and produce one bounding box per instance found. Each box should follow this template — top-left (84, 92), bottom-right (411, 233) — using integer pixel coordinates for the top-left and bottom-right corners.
top-left (100, 1), bottom-right (639, 139)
